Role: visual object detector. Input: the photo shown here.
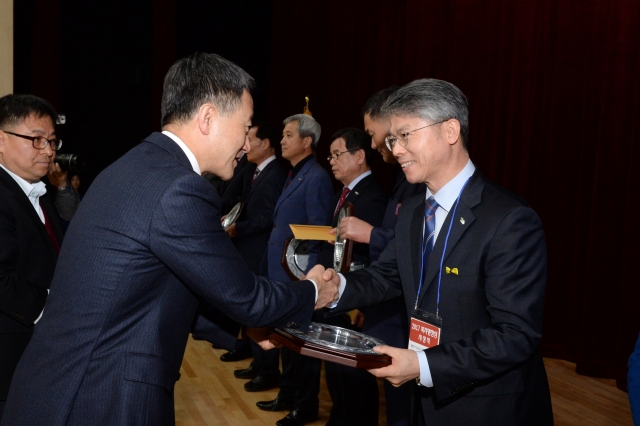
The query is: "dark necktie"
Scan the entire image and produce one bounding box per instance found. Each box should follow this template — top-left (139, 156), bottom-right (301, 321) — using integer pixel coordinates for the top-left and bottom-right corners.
top-left (333, 187), bottom-right (351, 217)
top-left (284, 170), bottom-right (293, 189)
top-left (252, 168), bottom-right (261, 185)
top-left (422, 196), bottom-right (439, 271)
top-left (40, 200), bottom-right (61, 254)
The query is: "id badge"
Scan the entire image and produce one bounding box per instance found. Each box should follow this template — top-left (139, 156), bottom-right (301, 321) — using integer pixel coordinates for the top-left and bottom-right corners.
top-left (408, 308), bottom-right (442, 351)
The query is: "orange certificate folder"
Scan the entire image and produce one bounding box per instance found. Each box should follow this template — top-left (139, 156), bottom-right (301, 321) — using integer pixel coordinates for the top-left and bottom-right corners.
top-left (289, 224), bottom-right (335, 241)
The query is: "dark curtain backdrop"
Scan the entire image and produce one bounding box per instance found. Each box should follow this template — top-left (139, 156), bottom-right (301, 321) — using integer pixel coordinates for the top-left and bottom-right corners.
top-left (265, 0), bottom-right (640, 391)
top-left (15, 0), bottom-right (640, 391)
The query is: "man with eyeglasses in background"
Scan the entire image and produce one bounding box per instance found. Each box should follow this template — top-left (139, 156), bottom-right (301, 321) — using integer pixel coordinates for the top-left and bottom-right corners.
top-left (313, 127), bottom-right (387, 426)
top-left (0, 94), bottom-right (77, 419)
top-left (310, 79), bottom-right (553, 425)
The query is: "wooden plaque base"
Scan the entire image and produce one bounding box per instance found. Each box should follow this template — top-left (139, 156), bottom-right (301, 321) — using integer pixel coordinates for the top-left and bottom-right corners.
top-left (269, 328), bottom-right (391, 369)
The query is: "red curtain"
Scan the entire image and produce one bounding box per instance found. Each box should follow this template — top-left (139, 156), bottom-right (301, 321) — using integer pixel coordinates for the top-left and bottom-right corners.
top-left (266, 0), bottom-right (640, 390)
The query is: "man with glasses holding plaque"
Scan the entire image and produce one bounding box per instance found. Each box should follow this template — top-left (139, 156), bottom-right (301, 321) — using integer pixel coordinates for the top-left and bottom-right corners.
top-left (315, 79), bottom-right (553, 425)
top-left (0, 94), bottom-right (73, 418)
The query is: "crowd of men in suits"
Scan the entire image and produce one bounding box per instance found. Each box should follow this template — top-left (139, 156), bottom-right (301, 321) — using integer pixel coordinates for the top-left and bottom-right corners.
top-left (0, 52), bottom-right (553, 426)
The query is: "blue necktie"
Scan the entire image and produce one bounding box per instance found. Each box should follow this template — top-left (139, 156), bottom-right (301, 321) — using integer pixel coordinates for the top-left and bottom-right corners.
top-left (422, 196), bottom-right (439, 274)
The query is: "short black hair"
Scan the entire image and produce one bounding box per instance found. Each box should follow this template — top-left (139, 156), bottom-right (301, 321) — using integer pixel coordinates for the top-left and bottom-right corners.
top-left (252, 121), bottom-right (277, 149)
top-left (330, 127), bottom-right (375, 166)
top-left (361, 85), bottom-right (400, 119)
top-left (0, 94), bottom-right (58, 129)
top-left (161, 52), bottom-right (256, 127)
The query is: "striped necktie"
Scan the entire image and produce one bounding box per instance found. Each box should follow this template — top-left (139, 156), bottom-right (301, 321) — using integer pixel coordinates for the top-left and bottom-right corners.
top-left (422, 196), bottom-right (439, 271)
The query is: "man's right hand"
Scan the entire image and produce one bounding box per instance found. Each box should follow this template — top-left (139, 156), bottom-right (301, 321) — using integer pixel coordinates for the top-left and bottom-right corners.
top-left (336, 216), bottom-right (373, 244)
top-left (306, 265), bottom-right (340, 309)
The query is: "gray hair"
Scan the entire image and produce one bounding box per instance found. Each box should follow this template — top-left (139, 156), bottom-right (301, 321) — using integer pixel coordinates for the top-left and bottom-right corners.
top-left (161, 52), bottom-right (255, 127)
top-left (382, 79), bottom-right (469, 149)
top-left (282, 114), bottom-right (321, 150)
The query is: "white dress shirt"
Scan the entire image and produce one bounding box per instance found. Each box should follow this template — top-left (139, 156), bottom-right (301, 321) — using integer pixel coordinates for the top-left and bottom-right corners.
top-left (0, 163), bottom-right (47, 223)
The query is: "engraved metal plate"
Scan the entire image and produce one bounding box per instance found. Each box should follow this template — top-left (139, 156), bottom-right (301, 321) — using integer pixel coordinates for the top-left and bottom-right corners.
top-left (284, 239), bottom-right (311, 279)
top-left (222, 202), bottom-right (243, 230)
top-left (284, 322), bottom-right (387, 355)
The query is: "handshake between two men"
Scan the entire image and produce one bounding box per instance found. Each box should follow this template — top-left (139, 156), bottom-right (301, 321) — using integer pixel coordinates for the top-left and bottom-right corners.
top-left (247, 264), bottom-right (422, 388)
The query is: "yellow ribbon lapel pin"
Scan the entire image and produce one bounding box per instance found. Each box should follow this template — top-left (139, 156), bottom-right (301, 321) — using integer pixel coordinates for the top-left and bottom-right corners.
top-left (445, 266), bottom-right (459, 275)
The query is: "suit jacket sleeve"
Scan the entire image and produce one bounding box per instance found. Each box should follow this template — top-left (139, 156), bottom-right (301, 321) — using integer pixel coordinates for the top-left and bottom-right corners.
top-left (149, 174), bottom-right (315, 329)
top-left (0, 208), bottom-right (49, 326)
top-left (369, 226), bottom-right (394, 262)
top-left (425, 206), bottom-right (547, 400)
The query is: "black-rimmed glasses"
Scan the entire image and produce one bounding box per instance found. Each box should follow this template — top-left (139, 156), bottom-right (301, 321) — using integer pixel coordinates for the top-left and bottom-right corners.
top-left (1, 130), bottom-right (62, 151)
top-left (327, 149), bottom-right (360, 162)
top-left (384, 120), bottom-right (447, 151)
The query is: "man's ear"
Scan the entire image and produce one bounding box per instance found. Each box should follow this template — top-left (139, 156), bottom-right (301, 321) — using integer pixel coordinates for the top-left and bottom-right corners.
top-left (0, 131), bottom-right (7, 154)
top-left (303, 136), bottom-right (313, 150)
top-left (197, 103), bottom-right (219, 135)
top-left (356, 148), bottom-right (365, 165)
top-left (260, 139), bottom-right (270, 151)
top-left (442, 119), bottom-right (461, 146)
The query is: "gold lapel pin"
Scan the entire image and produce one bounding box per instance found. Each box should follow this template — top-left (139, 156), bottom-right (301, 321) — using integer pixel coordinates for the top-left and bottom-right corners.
top-left (445, 266), bottom-right (459, 275)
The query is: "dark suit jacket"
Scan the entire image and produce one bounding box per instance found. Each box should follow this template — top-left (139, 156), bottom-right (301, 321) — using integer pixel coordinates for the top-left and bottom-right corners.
top-left (0, 168), bottom-right (63, 403)
top-left (267, 157), bottom-right (333, 282)
top-left (334, 170), bottom-right (553, 425)
top-left (316, 174), bottom-right (387, 269)
top-left (1, 133), bottom-right (316, 426)
top-left (218, 155), bottom-right (256, 215)
top-left (234, 159), bottom-right (286, 274)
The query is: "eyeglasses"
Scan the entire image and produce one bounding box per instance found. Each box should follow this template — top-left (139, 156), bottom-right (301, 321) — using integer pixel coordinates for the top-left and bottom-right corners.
top-left (2, 130), bottom-right (63, 151)
top-left (384, 120), bottom-right (447, 151)
top-left (327, 149), bottom-right (360, 162)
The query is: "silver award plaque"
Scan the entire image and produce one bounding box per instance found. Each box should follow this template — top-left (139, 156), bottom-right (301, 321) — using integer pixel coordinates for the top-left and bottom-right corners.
top-left (284, 238), bottom-right (312, 280)
top-left (269, 322), bottom-right (392, 368)
top-left (222, 202), bottom-right (244, 230)
top-left (285, 323), bottom-right (387, 355)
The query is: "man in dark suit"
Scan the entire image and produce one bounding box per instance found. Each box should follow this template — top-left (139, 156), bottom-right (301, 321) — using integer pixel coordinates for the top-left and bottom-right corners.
top-left (316, 79), bottom-right (553, 425)
top-left (1, 53), bottom-right (338, 426)
top-left (315, 127), bottom-right (388, 426)
top-left (226, 121), bottom-right (287, 391)
top-left (256, 113), bottom-right (334, 425)
top-left (331, 87), bottom-right (425, 426)
top-left (0, 94), bottom-right (73, 419)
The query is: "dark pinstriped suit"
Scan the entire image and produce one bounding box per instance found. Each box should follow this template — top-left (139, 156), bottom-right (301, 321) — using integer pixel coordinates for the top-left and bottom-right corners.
top-left (1, 133), bottom-right (316, 426)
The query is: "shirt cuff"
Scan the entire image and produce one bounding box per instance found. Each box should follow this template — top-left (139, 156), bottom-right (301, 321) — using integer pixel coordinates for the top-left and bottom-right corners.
top-left (325, 273), bottom-right (347, 309)
top-left (417, 350), bottom-right (434, 387)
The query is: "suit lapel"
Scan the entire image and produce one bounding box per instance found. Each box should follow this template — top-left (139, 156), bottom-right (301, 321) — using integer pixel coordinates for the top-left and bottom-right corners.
top-left (410, 201), bottom-right (425, 297)
top-left (418, 171), bottom-right (484, 301)
top-left (274, 158), bottom-right (314, 215)
top-left (0, 169), bottom-right (57, 255)
top-left (245, 160), bottom-right (274, 203)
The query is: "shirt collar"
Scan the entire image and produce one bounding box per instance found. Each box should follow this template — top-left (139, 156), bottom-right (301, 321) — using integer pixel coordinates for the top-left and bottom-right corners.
top-left (0, 163), bottom-right (46, 198)
top-left (427, 159), bottom-right (475, 212)
top-left (346, 170), bottom-right (372, 191)
top-left (162, 131), bottom-right (201, 175)
top-left (256, 155), bottom-right (277, 172)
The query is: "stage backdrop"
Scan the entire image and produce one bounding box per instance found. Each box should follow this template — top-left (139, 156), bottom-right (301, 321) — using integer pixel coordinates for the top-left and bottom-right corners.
top-left (15, 0), bottom-right (639, 391)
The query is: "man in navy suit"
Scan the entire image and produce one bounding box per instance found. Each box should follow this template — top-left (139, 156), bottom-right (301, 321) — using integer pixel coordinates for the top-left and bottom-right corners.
top-left (256, 114), bottom-right (333, 425)
top-left (330, 87), bottom-right (425, 426)
top-left (1, 53), bottom-right (338, 426)
top-left (315, 127), bottom-right (388, 426)
top-left (227, 121), bottom-right (288, 391)
top-left (314, 79), bottom-right (553, 425)
top-left (0, 94), bottom-right (72, 419)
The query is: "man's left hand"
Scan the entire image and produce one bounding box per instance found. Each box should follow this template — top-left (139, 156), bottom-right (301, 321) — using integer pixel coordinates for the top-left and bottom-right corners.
top-left (367, 345), bottom-right (420, 387)
top-left (226, 223), bottom-right (237, 238)
top-left (48, 162), bottom-right (67, 188)
top-left (247, 327), bottom-right (282, 351)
